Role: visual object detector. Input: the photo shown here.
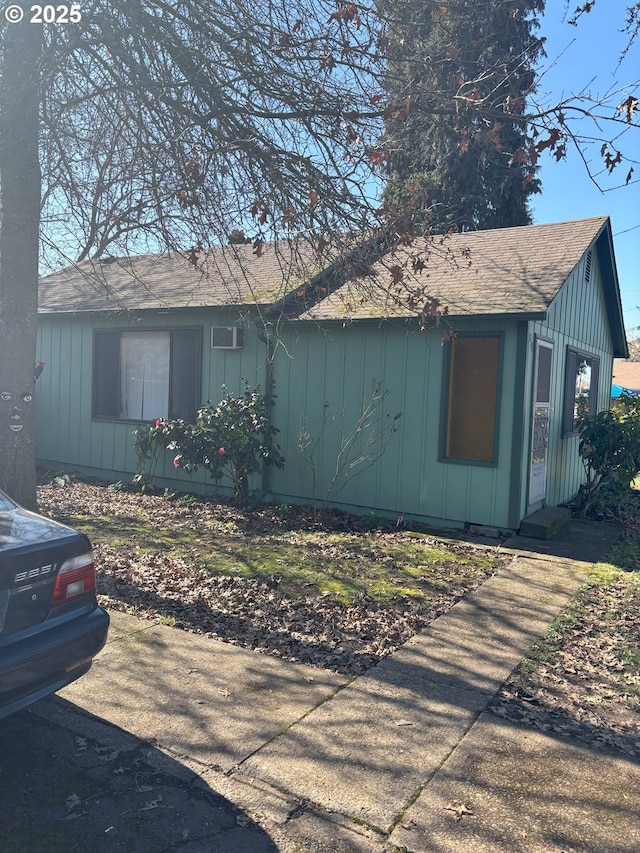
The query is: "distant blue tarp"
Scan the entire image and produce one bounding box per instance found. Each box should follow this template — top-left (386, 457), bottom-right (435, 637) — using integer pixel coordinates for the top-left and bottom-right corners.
top-left (612, 384), bottom-right (640, 398)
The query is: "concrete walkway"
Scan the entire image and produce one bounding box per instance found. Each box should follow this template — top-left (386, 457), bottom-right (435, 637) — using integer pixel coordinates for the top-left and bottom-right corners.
top-left (51, 520), bottom-right (639, 852)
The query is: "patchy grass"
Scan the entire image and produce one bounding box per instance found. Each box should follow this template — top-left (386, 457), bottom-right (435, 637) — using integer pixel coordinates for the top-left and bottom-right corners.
top-left (36, 477), bottom-right (506, 674)
top-left (38, 481), bottom-right (500, 605)
top-left (496, 490), bottom-right (640, 759)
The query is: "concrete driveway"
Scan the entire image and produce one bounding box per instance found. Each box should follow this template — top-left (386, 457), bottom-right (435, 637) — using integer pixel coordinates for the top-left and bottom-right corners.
top-left (0, 699), bottom-right (278, 853)
top-left (1, 613), bottom-right (366, 853)
top-left (2, 521), bottom-right (638, 853)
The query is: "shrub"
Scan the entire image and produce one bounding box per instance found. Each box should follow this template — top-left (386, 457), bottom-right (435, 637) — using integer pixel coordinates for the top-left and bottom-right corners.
top-left (132, 422), bottom-right (163, 492)
top-left (133, 383), bottom-right (284, 505)
top-left (576, 392), bottom-right (640, 515)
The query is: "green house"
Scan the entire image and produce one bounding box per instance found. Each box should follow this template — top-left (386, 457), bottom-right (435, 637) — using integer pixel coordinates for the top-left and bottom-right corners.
top-left (36, 216), bottom-right (627, 533)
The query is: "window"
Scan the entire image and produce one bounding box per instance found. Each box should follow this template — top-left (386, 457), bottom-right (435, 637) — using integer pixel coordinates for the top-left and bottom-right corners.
top-left (93, 329), bottom-right (200, 422)
top-left (563, 348), bottom-right (600, 435)
top-left (441, 335), bottom-right (502, 464)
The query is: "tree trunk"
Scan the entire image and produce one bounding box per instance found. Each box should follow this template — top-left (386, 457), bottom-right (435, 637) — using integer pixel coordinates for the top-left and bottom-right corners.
top-left (0, 20), bottom-right (42, 509)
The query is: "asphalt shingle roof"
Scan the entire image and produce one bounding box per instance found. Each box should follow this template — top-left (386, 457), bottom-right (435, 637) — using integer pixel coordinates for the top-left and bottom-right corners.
top-left (38, 241), bottom-right (325, 314)
top-left (297, 217), bottom-right (610, 320)
top-left (38, 218), bottom-right (612, 323)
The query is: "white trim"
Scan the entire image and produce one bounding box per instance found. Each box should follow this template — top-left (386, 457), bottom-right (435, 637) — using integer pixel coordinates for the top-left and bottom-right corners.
top-left (210, 326), bottom-right (244, 349)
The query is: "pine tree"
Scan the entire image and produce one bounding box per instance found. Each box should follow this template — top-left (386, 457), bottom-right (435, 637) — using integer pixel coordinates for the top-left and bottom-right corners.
top-left (382, 0), bottom-right (546, 234)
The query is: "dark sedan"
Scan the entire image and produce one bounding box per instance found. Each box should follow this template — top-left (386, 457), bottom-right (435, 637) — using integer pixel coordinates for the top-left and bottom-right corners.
top-left (0, 489), bottom-right (109, 719)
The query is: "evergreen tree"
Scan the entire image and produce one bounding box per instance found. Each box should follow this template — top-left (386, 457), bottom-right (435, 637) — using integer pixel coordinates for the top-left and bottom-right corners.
top-left (382, 1), bottom-right (546, 234)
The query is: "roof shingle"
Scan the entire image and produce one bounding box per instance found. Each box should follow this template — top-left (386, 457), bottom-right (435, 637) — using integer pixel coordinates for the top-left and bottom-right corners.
top-left (38, 217), bottom-right (611, 322)
top-left (297, 217), bottom-right (610, 320)
top-left (38, 241), bottom-right (325, 314)
top-left (612, 360), bottom-right (640, 391)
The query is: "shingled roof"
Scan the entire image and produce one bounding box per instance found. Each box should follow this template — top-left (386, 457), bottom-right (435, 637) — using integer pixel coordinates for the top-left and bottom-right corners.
top-left (38, 241), bottom-right (325, 314)
top-left (296, 216), bottom-right (613, 321)
top-left (38, 217), bottom-right (625, 358)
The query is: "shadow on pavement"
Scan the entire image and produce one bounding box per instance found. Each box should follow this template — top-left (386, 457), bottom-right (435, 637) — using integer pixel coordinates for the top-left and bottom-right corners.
top-left (389, 711), bottom-right (640, 853)
top-left (501, 517), bottom-right (623, 562)
top-left (58, 612), bottom-right (347, 773)
top-left (0, 697), bottom-right (277, 853)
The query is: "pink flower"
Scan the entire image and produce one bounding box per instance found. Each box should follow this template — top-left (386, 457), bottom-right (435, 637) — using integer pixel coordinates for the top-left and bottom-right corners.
top-left (173, 457), bottom-right (180, 468)
top-left (218, 447), bottom-right (225, 455)
top-left (155, 418), bottom-right (162, 427)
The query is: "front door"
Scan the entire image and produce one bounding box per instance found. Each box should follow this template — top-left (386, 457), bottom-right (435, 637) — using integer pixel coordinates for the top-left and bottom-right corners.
top-left (529, 340), bottom-right (553, 505)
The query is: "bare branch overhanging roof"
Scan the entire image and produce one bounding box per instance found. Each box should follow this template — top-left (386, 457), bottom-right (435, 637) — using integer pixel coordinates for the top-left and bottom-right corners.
top-left (38, 217), bottom-right (625, 357)
top-left (38, 241), bottom-right (327, 314)
top-left (296, 216), bottom-right (613, 320)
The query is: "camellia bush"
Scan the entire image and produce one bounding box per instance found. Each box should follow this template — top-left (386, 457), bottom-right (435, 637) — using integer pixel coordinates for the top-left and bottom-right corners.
top-left (576, 392), bottom-right (640, 515)
top-left (133, 383), bottom-right (284, 505)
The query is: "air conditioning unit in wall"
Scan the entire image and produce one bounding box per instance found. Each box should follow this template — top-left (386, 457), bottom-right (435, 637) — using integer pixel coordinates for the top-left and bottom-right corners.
top-left (210, 326), bottom-right (244, 349)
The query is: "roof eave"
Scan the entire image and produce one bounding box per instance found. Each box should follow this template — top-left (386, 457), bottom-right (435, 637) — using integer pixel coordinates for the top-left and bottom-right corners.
top-left (291, 310), bottom-right (548, 324)
top-left (37, 302), bottom-right (269, 318)
top-left (595, 222), bottom-right (628, 359)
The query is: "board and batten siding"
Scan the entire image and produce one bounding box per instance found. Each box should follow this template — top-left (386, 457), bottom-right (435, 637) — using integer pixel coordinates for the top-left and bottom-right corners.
top-left (36, 309), bottom-right (266, 492)
top-left (268, 319), bottom-right (519, 529)
top-left (35, 237), bottom-right (619, 531)
top-left (519, 243), bottom-right (616, 519)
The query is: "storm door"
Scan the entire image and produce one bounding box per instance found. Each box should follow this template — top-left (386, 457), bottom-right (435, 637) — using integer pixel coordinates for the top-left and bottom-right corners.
top-left (529, 340), bottom-right (553, 504)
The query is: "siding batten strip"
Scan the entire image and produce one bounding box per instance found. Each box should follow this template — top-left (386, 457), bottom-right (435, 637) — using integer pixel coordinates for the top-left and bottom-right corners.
top-left (508, 321), bottom-right (529, 529)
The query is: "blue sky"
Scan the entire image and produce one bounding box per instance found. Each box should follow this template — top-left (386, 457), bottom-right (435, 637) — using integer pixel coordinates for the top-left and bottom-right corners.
top-left (531, 1), bottom-right (640, 341)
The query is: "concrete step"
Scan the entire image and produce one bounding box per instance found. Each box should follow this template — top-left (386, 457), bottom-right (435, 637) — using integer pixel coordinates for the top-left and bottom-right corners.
top-left (519, 506), bottom-right (571, 540)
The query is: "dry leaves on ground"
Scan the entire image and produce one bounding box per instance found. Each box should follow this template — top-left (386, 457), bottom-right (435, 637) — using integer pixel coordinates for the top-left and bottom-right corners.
top-left (492, 573), bottom-right (640, 760)
top-left (37, 479), bottom-right (502, 674)
top-left (37, 476), bottom-right (640, 759)
top-left (94, 541), bottom-right (457, 673)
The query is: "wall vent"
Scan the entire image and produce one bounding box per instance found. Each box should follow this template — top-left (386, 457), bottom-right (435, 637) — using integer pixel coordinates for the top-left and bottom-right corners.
top-left (584, 250), bottom-right (592, 283)
top-left (211, 326), bottom-right (244, 349)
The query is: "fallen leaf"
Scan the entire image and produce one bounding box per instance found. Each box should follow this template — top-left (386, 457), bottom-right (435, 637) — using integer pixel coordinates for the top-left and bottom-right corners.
top-left (36, 478), bottom-right (640, 764)
top-left (444, 802), bottom-right (474, 821)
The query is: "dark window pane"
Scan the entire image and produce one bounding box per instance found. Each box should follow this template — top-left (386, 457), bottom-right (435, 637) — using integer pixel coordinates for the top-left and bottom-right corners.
top-left (92, 331), bottom-right (120, 418)
top-left (170, 329), bottom-right (200, 421)
top-left (563, 350), bottom-right (578, 434)
top-left (445, 336), bottom-right (500, 462)
top-left (536, 344), bottom-right (552, 404)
